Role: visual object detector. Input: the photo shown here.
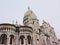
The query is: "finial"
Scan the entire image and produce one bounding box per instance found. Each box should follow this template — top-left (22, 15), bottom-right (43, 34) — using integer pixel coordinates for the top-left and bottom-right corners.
top-left (16, 21), bottom-right (18, 25)
top-left (43, 20), bottom-right (47, 24)
top-left (43, 20), bottom-right (49, 25)
top-left (28, 6), bottom-right (30, 10)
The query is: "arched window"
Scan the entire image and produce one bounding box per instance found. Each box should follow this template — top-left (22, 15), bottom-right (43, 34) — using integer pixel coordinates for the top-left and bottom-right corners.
top-left (20, 35), bottom-right (25, 44)
top-left (27, 35), bottom-right (31, 44)
top-left (10, 35), bottom-right (14, 44)
top-left (1, 34), bottom-right (7, 44)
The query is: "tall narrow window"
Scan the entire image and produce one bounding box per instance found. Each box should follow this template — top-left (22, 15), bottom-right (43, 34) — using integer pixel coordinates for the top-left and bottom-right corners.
top-left (20, 35), bottom-right (25, 44)
top-left (46, 38), bottom-right (51, 45)
top-left (10, 35), bottom-right (14, 44)
top-left (33, 21), bottom-right (34, 24)
top-left (1, 34), bottom-right (7, 44)
top-left (27, 36), bottom-right (31, 44)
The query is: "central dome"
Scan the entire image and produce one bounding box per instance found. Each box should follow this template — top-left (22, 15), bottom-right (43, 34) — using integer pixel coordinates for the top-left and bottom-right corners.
top-left (23, 7), bottom-right (37, 25)
top-left (23, 7), bottom-right (37, 20)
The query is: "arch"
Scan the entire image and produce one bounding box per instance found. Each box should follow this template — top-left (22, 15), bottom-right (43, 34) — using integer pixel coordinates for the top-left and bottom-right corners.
top-left (1, 34), bottom-right (7, 44)
top-left (10, 35), bottom-right (14, 44)
top-left (27, 35), bottom-right (31, 44)
top-left (20, 35), bottom-right (25, 44)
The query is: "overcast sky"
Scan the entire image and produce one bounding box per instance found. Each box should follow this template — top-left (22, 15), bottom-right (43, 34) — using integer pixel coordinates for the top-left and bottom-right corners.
top-left (0, 0), bottom-right (60, 39)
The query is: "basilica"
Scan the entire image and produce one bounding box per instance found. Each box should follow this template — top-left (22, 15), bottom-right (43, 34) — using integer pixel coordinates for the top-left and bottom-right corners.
top-left (0, 8), bottom-right (60, 45)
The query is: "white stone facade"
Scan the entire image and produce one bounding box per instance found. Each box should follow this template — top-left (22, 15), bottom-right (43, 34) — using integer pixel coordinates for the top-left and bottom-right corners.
top-left (0, 8), bottom-right (60, 45)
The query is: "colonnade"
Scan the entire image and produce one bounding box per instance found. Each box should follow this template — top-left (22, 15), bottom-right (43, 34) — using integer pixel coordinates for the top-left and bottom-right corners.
top-left (0, 34), bottom-right (32, 45)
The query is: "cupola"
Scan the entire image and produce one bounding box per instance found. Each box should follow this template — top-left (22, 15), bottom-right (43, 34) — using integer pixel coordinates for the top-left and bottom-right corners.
top-left (23, 7), bottom-right (38, 26)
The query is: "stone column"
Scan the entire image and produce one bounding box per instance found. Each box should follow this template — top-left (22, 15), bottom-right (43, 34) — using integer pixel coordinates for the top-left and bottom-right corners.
top-left (15, 35), bottom-right (19, 45)
top-left (24, 38), bottom-right (26, 45)
top-left (31, 37), bottom-right (33, 45)
top-left (39, 33), bottom-right (43, 45)
top-left (32, 33), bottom-right (36, 45)
top-left (49, 37), bottom-right (52, 45)
top-left (44, 36), bottom-right (47, 45)
top-left (12, 38), bottom-right (15, 45)
top-left (20, 39), bottom-right (21, 45)
top-left (7, 35), bottom-right (10, 45)
top-left (25, 35), bottom-right (27, 45)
